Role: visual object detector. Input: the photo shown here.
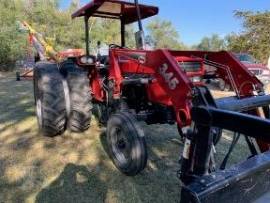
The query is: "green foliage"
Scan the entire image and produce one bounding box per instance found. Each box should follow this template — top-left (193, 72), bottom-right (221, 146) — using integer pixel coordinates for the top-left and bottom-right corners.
top-left (1, 1), bottom-right (269, 71)
top-left (194, 34), bottom-right (226, 51)
top-left (146, 18), bottom-right (184, 49)
top-left (224, 33), bottom-right (247, 52)
top-left (226, 11), bottom-right (270, 63)
top-left (192, 11), bottom-right (270, 64)
top-left (0, 0), bottom-right (27, 70)
top-left (0, 1), bottom-right (184, 71)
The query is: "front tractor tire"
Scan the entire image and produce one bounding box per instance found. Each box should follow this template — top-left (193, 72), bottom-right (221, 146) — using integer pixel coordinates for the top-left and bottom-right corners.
top-left (34, 62), bottom-right (67, 137)
top-left (106, 112), bottom-right (147, 176)
top-left (65, 63), bottom-right (92, 133)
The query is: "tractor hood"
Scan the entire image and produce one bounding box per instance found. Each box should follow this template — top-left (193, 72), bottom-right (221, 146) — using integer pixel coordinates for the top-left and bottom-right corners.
top-left (72, 0), bottom-right (159, 24)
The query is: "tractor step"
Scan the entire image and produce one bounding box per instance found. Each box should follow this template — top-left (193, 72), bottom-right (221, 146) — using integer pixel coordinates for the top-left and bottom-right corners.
top-left (180, 151), bottom-right (270, 203)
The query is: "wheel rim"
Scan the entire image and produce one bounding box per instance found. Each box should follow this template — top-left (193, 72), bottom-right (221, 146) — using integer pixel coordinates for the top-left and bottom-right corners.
top-left (111, 127), bottom-right (131, 167)
top-left (36, 99), bottom-right (43, 127)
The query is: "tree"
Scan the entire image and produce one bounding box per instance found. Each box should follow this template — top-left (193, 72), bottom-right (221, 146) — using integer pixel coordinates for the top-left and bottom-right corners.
top-left (195, 34), bottom-right (226, 51)
top-left (0, 0), bottom-right (85, 70)
top-left (0, 0), bottom-right (27, 70)
top-left (226, 11), bottom-right (270, 63)
top-left (224, 33), bottom-right (247, 52)
top-left (146, 18), bottom-right (184, 49)
top-left (71, 0), bottom-right (80, 9)
top-left (0, 1), bottom-right (185, 71)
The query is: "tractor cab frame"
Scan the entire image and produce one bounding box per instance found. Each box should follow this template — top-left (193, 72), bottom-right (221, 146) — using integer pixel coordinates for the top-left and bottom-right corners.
top-left (72, 0), bottom-right (159, 53)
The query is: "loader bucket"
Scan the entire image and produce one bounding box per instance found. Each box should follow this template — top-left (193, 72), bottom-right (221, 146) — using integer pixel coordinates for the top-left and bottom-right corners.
top-left (180, 151), bottom-right (270, 203)
top-left (180, 103), bottom-right (270, 203)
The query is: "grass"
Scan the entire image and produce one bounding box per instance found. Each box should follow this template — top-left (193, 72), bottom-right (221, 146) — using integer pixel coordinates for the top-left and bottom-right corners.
top-left (0, 72), bottom-right (268, 203)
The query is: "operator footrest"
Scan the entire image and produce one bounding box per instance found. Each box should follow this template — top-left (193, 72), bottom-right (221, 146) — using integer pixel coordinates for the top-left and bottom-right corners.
top-left (181, 151), bottom-right (270, 203)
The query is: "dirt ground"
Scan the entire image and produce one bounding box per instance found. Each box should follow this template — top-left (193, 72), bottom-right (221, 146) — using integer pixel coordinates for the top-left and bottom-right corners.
top-left (0, 72), bottom-right (264, 203)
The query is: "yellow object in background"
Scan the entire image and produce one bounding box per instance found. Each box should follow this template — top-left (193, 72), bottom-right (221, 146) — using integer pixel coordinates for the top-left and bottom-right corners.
top-left (21, 21), bottom-right (60, 62)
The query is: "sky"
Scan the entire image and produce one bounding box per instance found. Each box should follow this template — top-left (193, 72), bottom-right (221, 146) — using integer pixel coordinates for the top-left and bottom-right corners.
top-left (60, 0), bottom-right (270, 46)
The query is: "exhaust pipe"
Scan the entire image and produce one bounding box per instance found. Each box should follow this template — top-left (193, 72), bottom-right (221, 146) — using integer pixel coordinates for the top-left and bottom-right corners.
top-left (134, 0), bottom-right (146, 49)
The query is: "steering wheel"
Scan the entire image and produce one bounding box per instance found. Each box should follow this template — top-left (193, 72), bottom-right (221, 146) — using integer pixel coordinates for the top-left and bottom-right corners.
top-left (109, 44), bottom-right (123, 49)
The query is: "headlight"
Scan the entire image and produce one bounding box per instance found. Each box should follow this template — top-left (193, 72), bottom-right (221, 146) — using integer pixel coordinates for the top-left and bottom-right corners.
top-left (80, 56), bottom-right (95, 64)
top-left (87, 57), bottom-right (94, 64)
top-left (80, 56), bottom-right (87, 64)
top-left (191, 76), bottom-right (201, 83)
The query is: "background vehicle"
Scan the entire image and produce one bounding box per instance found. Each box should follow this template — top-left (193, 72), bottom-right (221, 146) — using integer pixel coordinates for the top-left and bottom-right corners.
top-left (33, 0), bottom-right (270, 202)
top-left (235, 53), bottom-right (270, 85)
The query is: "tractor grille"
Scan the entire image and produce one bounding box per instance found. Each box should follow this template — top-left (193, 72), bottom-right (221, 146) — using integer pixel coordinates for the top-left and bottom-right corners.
top-left (178, 62), bottom-right (202, 73)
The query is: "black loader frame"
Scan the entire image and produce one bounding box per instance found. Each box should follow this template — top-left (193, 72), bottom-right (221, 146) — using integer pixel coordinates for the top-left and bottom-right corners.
top-left (179, 86), bottom-right (270, 203)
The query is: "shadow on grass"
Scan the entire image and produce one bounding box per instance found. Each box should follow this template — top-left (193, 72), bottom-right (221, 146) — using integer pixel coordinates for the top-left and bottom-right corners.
top-left (0, 75), bottom-right (253, 203)
top-left (33, 124), bottom-right (183, 203)
top-left (0, 77), bottom-right (35, 134)
top-left (98, 124), bottom-right (183, 202)
top-left (35, 163), bottom-right (107, 203)
top-left (0, 76), bottom-right (183, 202)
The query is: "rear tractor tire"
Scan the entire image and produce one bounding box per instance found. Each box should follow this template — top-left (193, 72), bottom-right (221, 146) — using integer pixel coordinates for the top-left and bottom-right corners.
top-left (92, 103), bottom-right (108, 126)
top-left (65, 62), bottom-right (92, 133)
top-left (34, 62), bottom-right (67, 137)
top-left (106, 112), bottom-right (147, 176)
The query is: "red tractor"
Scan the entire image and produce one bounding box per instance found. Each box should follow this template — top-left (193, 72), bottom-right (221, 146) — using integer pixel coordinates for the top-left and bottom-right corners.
top-left (34, 0), bottom-right (270, 202)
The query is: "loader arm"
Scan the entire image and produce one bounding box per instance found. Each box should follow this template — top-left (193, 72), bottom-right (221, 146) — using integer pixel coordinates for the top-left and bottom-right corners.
top-left (144, 50), bottom-right (267, 125)
top-left (145, 49), bottom-right (194, 126)
top-left (109, 48), bottom-right (268, 127)
top-left (170, 50), bottom-right (264, 97)
top-left (108, 48), bottom-right (195, 126)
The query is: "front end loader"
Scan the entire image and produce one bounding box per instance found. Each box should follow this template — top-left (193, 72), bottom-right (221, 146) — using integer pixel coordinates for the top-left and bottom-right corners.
top-left (33, 0), bottom-right (270, 202)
